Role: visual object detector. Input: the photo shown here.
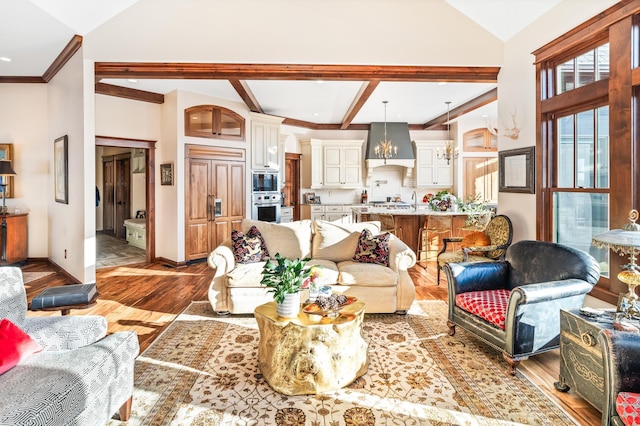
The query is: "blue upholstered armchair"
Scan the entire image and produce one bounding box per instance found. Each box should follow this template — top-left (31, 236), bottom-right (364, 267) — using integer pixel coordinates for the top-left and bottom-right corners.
top-left (443, 240), bottom-right (600, 374)
top-left (0, 267), bottom-right (139, 425)
top-left (599, 329), bottom-right (640, 426)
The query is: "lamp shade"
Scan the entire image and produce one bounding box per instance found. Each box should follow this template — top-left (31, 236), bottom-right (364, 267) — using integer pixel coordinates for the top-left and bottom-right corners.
top-left (0, 160), bottom-right (16, 176)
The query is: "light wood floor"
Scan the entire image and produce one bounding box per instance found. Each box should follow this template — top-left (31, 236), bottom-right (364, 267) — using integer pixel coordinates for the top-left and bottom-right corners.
top-left (21, 259), bottom-right (600, 426)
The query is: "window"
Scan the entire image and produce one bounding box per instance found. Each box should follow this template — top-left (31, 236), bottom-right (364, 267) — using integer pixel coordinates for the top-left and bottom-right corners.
top-left (556, 43), bottom-right (610, 95)
top-left (533, 3), bottom-right (639, 305)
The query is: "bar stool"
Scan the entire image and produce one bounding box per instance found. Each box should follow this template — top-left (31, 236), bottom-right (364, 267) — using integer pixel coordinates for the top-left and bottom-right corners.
top-left (416, 215), bottom-right (453, 268)
top-left (379, 213), bottom-right (402, 240)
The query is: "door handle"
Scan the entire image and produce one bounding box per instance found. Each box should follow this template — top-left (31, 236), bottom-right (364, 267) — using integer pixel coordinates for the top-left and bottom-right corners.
top-left (208, 195), bottom-right (213, 221)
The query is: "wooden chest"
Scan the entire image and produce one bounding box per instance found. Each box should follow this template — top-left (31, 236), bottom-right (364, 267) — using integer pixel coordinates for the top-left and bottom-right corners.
top-left (555, 309), bottom-right (609, 411)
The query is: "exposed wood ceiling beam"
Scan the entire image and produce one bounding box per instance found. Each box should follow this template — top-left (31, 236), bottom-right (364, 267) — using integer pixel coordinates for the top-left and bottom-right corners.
top-left (95, 82), bottom-right (164, 104)
top-left (340, 80), bottom-right (379, 129)
top-left (422, 87), bottom-right (498, 130)
top-left (0, 34), bottom-right (82, 84)
top-left (42, 35), bottom-right (83, 82)
top-left (228, 79), bottom-right (263, 113)
top-left (95, 63), bottom-right (500, 82)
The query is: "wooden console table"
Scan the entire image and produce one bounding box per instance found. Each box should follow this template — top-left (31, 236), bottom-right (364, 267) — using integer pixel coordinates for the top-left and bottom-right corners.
top-left (0, 213), bottom-right (28, 265)
top-left (254, 300), bottom-right (369, 395)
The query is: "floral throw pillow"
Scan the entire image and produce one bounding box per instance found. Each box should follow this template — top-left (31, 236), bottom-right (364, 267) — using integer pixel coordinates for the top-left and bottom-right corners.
top-left (231, 226), bottom-right (270, 264)
top-left (353, 229), bottom-right (391, 266)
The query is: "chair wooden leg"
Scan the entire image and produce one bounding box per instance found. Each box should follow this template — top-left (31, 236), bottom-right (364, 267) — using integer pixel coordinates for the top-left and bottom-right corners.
top-left (119, 396), bottom-right (133, 421)
top-left (447, 320), bottom-right (456, 336)
top-left (502, 353), bottom-right (522, 376)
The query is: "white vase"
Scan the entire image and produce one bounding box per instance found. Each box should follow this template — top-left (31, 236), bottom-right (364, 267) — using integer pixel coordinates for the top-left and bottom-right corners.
top-left (276, 292), bottom-right (301, 318)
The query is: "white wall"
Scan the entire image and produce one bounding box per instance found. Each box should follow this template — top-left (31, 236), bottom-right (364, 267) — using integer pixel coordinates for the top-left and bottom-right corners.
top-left (47, 50), bottom-right (90, 281)
top-left (499, 0), bottom-right (619, 242)
top-left (0, 84), bottom-right (50, 258)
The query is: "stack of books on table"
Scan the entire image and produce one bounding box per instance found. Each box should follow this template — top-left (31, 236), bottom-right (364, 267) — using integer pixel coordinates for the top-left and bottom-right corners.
top-left (31, 283), bottom-right (97, 309)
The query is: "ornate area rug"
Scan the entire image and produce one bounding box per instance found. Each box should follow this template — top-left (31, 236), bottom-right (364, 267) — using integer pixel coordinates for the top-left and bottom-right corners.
top-left (108, 301), bottom-right (576, 425)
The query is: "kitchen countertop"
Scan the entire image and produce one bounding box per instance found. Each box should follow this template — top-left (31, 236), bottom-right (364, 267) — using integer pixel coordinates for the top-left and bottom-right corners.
top-left (352, 206), bottom-right (467, 215)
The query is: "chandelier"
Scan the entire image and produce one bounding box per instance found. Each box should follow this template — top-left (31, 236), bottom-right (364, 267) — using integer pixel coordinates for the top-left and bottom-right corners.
top-left (375, 101), bottom-right (397, 164)
top-left (437, 101), bottom-right (459, 165)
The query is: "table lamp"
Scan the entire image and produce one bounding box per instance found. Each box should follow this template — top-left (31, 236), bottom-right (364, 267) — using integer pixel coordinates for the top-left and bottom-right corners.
top-left (592, 209), bottom-right (640, 318)
top-left (0, 159), bottom-right (16, 263)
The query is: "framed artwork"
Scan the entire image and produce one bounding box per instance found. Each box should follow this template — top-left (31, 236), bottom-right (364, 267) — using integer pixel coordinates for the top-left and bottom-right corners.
top-left (160, 163), bottom-right (174, 186)
top-left (304, 192), bottom-right (315, 204)
top-left (54, 135), bottom-right (68, 204)
top-left (0, 143), bottom-right (14, 199)
top-left (499, 146), bottom-right (535, 194)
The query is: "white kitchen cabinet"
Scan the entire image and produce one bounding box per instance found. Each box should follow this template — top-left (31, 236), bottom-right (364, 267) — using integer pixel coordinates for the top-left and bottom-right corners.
top-left (250, 113), bottom-right (283, 171)
top-left (280, 206), bottom-right (293, 223)
top-left (300, 139), bottom-right (324, 188)
top-left (301, 139), bottom-right (363, 189)
top-left (414, 140), bottom-right (453, 187)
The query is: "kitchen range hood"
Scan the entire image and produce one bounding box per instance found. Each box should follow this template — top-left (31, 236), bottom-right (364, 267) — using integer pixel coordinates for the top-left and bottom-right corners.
top-left (365, 122), bottom-right (415, 185)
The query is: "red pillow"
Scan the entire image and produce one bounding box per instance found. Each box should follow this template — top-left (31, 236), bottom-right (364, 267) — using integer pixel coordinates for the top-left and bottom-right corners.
top-left (0, 318), bottom-right (43, 375)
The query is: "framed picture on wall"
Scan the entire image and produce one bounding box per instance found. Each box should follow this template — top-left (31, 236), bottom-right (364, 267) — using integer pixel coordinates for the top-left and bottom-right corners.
top-left (54, 135), bottom-right (68, 204)
top-left (0, 143), bottom-right (14, 199)
top-left (498, 146), bottom-right (535, 194)
top-left (160, 163), bottom-right (174, 186)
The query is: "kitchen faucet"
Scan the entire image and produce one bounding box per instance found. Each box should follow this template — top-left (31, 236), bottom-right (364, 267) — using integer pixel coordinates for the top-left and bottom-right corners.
top-left (411, 191), bottom-right (417, 210)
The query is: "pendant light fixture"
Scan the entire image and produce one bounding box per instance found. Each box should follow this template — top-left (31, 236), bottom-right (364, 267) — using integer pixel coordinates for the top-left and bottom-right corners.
top-left (374, 101), bottom-right (397, 164)
top-left (437, 101), bottom-right (459, 165)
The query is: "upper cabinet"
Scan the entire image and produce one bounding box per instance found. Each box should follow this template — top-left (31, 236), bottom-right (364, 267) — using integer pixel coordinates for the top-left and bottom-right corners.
top-left (250, 113), bottom-right (283, 171)
top-left (414, 141), bottom-right (453, 187)
top-left (301, 139), bottom-right (363, 189)
top-left (185, 105), bottom-right (245, 141)
top-left (463, 128), bottom-right (497, 152)
top-left (323, 142), bottom-right (362, 187)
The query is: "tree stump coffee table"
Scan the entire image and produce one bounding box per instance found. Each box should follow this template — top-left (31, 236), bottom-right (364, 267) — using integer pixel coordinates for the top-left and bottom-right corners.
top-left (254, 300), bottom-right (369, 395)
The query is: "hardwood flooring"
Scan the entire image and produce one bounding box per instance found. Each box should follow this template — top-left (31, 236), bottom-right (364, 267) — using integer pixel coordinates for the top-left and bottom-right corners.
top-left (20, 259), bottom-right (600, 426)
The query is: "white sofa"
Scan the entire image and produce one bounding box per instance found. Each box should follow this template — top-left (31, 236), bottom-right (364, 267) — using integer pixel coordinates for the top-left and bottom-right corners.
top-left (207, 219), bottom-right (417, 315)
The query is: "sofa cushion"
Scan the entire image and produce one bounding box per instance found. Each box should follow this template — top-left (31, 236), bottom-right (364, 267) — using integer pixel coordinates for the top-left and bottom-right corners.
top-left (226, 261), bottom-right (267, 288)
top-left (312, 220), bottom-right (381, 262)
top-left (306, 259), bottom-right (339, 286)
top-left (455, 289), bottom-right (510, 330)
top-left (617, 392), bottom-right (640, 426)
top-left (231, 226), bottom-right (269, 264)
top-left (242, 219), bottom-right (312, 259)
top-left (353, 229), bottom-right (391, 266)
top-left (461, 231), bottom-right (491, 256)
top-left (0, 318), bottom-right (42, 375)
top-left (337, 261), bottom-right (398, 287)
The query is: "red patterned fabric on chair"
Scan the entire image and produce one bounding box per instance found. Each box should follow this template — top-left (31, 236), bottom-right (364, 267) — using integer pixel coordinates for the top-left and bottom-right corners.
top-left (616, 392), bottom-right (640, 425)
top-left (455, 289), bottom-right (510, 330)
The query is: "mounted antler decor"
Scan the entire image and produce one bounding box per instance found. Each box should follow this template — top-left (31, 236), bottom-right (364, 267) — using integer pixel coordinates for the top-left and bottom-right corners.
top-left (485, 106), bottom-right (520, 140)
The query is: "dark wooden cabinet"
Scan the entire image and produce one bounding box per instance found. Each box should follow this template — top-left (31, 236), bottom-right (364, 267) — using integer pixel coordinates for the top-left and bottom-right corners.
top-left (185, 145), bottom-right (245, 261)
top-left (0, 213), bottom-right (28, 264)
top-left (184, 105), bottom-right (245, 141)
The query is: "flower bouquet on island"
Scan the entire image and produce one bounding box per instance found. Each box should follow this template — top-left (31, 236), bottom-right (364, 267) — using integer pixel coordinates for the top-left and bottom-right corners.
top-left (424, 190), bottom-right (458, 211)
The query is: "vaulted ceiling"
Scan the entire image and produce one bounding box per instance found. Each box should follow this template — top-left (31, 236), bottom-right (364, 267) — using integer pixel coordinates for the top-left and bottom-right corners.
top-left (0, 0), bottom-right (564, 129)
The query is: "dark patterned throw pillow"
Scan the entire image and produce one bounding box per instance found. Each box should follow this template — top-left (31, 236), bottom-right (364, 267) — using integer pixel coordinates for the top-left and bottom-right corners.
top-left (231, 226), bottom-right (270, 264)
top-left (353, 229), bottom-right (391, 266)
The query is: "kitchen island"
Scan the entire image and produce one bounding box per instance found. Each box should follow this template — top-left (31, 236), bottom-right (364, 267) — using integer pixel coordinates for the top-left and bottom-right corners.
top-left (352, 207), bottom-right (471, 257)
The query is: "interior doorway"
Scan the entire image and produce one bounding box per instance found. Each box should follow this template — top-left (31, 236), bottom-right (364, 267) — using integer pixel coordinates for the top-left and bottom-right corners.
top-left (95, 136), bottom-right (156, 265)
top-left (284, 153), bottom-right (301, 221)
